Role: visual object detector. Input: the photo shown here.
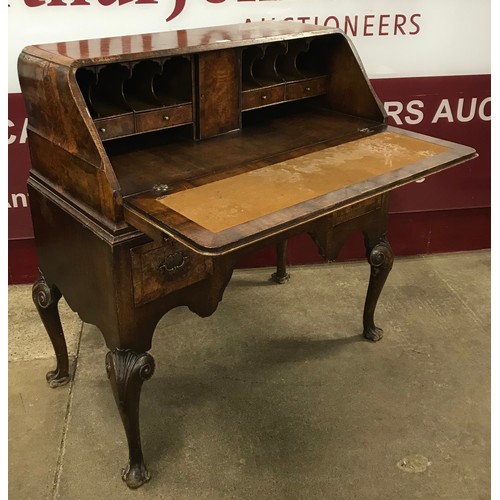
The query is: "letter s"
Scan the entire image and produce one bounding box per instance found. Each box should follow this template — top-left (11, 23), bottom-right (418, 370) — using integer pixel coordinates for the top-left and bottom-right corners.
top-left (405, 100), bottom-right (424, 125)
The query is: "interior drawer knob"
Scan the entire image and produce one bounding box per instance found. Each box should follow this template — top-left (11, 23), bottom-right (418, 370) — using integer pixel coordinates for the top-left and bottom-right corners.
top-left (261, 95), bottom-right (267, 100)
top-left (99, 127), bottom-right (106, 133)
top-left (159, 252), bottom-right (187, 274)
top-left (163, 115), bottom-right (170, 121)
top-left (305, 86), bottom-right (311, 92)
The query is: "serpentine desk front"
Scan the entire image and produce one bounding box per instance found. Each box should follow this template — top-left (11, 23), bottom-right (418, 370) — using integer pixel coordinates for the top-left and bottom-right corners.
top-left (18, 21), bottom-right (476, 488)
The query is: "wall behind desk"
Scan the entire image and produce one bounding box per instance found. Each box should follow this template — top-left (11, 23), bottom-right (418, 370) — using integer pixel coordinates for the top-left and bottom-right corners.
top-left (8, 0), bottom-right (491, 284)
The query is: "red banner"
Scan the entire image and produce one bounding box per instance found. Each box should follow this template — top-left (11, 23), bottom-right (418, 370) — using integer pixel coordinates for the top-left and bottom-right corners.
top-left (372, 74), bottom-right (491, 213)
top-left (7, 74), bottom-right (491, 283)
top-left (8, 94), bottom-right (33, 240)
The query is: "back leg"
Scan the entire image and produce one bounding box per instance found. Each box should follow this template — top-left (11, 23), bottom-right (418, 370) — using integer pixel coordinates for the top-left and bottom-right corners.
top-left (271, 239), bottom-right (290, 284)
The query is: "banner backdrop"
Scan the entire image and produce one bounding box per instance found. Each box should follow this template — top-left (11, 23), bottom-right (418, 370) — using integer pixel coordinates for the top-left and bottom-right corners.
top-left (8, 0), bottom-right (491, 281)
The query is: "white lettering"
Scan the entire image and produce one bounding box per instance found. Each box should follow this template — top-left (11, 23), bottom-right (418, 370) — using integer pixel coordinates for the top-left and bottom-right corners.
top-left (8, 120), bottom-right (16, 144)
top-left (479, 97), bottom-right (491, 121)
top-left (7, 118), bottom-right (29, 145)
top-left (405, 99), bottom-right (424, 125)
top-left (384, 101), bottom-right (403, 125)
top-left (20, 118), bottom-right (28, 143)
top-left (457, 97), bottom-right (477, 123)
top-left (9, 193), bottom-right (28, 208)
top-left (377, 97), bottom-right (489, 126)
top-left (432, 99), bottom-right (454, 123)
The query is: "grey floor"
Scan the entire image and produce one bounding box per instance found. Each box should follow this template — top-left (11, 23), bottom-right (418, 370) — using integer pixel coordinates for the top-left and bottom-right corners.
top-left (9, 251), bottom-right (490, 500)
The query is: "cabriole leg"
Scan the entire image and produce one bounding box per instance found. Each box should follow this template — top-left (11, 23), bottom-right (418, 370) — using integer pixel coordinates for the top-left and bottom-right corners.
top-left (32, 273), bottom-right (70, 387)
top-left (271, 239), bottom-right (290, 284)
top-left (105, 349), bottom-right (155, 489)
top-left (362, 235), bottom-right (394, 341)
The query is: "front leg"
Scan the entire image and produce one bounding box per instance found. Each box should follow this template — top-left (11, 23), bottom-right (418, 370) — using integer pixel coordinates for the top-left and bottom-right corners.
top-left (32, 273), bottom-right (70, 387)
top-left (105, 349), bottom-right (155, 489)
top-left (362, 235), bottom-right (394, 341)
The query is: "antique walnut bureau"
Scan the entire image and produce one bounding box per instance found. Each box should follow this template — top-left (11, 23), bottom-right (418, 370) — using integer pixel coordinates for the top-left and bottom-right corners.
top-left (19, 21), bottom-right (476, 488)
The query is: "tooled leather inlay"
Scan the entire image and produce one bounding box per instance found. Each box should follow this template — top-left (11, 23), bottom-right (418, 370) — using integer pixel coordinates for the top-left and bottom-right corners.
top-left (159, 131), bottom-right (448, 233)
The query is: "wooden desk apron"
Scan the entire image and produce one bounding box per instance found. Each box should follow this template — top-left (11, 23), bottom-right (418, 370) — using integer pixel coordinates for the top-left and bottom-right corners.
top-left (18, 20), bottom-right (476, 489)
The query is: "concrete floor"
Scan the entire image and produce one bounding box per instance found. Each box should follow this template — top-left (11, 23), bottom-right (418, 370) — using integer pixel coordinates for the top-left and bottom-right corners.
top-left (8, 251), bottom-right (490, 500)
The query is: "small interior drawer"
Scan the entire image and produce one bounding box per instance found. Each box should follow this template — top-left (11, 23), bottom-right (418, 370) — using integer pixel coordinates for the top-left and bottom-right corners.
top-left (285, 76), bottom-right (327, 101)
top-left (242, 85), bottom-right (285, 110)
top-left (94, 114), bottom-right (135, 140)
top-left (130, 239), bottom-right (212, 306)
top-left (135, 104), bottom-right (193, 133)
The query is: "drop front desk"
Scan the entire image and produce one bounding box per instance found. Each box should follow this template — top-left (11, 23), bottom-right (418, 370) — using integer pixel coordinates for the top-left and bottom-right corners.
top-left (19, 21), bottom-right (476, 488)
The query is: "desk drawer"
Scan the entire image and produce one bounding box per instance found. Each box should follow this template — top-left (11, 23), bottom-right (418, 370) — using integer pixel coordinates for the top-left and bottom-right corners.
top-left (286, 76), bottom-right (327, 101)
top-left (94, 114), bottom-right (135, 140)
top-left (135, 104), bottom-right (193, 133)
top-left (242, 85), bottom-right (285, 110)
top-left (130, 239), bottom-right (212, 306)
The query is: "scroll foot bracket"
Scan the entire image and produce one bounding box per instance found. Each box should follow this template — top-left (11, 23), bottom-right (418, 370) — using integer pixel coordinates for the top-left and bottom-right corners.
top-left (32, 273), bottom-right (71, 387)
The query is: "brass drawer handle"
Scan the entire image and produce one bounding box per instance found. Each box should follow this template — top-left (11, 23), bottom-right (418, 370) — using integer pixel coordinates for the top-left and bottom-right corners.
top-left (261, 94), bottom-right (267, 100)
top-left (99, 127), bottom-right (107, 133)
top-left (305, 86), bottom-right (311, 92)
top-left (159, 252), bottom-right (187, 274)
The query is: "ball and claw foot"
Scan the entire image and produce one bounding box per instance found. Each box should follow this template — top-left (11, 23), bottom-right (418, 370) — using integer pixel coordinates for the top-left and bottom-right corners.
top-left (363, 326), bottom-right (384, 342)
top-left (46, 369), bottom-right (71, 388)
top-left (122, 461), bottom-right (151, 489)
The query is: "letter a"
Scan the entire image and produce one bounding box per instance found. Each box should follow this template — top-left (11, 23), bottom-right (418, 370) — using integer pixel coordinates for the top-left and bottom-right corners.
top-left (431, 99), bottom-right (454, 123)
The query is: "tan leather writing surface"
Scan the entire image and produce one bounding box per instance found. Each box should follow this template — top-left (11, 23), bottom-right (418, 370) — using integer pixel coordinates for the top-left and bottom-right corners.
top-left (159, 131), bottom-right (448, 233)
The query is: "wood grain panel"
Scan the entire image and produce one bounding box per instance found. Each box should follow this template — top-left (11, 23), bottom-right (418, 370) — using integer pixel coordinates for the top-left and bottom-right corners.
top-left (197, 49), bottom-right (240, 139)
top-left (109, 107), bottom-right (380, 196)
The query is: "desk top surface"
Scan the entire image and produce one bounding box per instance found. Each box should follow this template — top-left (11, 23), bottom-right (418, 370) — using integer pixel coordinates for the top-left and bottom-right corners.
top-left (27, 21), bottom-right (338, 64)
top-left (124, 126), bottom-right (476, 254)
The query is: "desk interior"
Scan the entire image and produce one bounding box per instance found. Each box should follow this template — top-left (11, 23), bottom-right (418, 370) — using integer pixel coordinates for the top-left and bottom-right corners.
top-left (106, 104), bottom-right (381, 197)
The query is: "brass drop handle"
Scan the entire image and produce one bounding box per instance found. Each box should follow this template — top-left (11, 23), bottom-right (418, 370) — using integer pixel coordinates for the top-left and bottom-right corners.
top-left (159, 252), bottom-right (187, 274)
